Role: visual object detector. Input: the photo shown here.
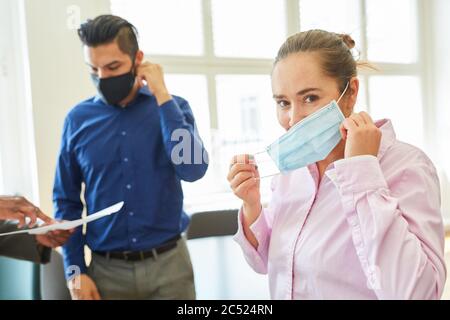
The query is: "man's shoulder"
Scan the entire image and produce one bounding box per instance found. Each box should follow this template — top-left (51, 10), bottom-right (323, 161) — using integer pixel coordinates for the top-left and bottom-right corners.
top-left (171, 94), bottom-right (188, 106)
top-left (65, 96), bottom-right (98, 122)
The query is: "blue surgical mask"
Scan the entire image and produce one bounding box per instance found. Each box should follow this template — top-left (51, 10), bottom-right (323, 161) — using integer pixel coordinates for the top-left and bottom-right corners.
top-left (261, 83), bottom-right (349, 175)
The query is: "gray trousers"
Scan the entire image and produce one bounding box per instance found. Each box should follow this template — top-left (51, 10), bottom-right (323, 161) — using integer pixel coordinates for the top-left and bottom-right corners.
top-left (87, 237), bottom-right (196, 300)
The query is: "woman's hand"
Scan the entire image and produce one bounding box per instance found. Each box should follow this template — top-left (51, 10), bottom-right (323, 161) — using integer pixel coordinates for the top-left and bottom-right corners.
top-left (228, 154), bottom-right (262, 249)
top-left (340, 112), bottom-right (382, 159)
top-left (228, 154), bottom-right (261, 208)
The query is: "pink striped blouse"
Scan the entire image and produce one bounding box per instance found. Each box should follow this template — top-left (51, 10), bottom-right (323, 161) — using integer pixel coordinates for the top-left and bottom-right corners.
top-left (234, 119), bottom-right (446, 299)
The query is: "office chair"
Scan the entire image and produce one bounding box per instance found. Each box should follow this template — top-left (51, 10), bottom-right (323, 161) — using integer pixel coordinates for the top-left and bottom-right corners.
top-left (186, 209), bottom-right (238, 240)
top-left (185, 209), bottom-right (239, 299)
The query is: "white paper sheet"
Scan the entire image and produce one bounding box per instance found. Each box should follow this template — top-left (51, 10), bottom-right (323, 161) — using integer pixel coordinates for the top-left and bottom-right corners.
top-left (0, 201), bottom-right (124, 237)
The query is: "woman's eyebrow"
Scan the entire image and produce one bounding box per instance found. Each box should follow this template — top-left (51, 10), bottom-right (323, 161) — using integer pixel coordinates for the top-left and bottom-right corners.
top-left (273, 88), bottom-right (322, 99)
top-left (273, 94), bottom-right (286, 99)
top-left (296, 88), bottom-right (321, 96)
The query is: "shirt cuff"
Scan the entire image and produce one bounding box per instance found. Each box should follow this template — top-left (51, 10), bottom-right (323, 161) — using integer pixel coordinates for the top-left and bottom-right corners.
top-left (233, 207), bottom-right (269, 273)
top-left (334, 155), bottom-right (388, 194)
top-left (63, 252), bottom-right (88, 278)
top-left (249, 209), bottom-right (271, 254)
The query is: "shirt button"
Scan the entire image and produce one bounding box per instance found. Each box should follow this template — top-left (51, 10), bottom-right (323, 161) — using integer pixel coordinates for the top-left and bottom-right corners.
top-left (124, 158), bottom-right (129, 163)
top-left (132, 238), bottom-right (137, 243)
top-left (126, 184), bottom-right (132, 190)
top-left (129, 212), bottom-right (134, 216)
top-left (121, 131), bottom-right (127, 136)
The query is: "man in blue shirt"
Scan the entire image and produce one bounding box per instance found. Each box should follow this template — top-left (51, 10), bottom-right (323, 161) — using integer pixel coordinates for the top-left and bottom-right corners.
top-left (53, 15), bottom-right (208, 300)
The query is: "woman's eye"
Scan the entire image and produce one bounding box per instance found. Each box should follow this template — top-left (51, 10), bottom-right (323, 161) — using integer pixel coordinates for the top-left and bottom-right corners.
top-left (277, 100), bottom-right (290, 109)
top-left (304, 95), bottom-right (319, 103)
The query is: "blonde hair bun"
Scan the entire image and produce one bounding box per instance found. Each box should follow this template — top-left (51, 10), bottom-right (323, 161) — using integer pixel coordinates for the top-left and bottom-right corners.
top-left (338, 33), bottom-right (356, 49)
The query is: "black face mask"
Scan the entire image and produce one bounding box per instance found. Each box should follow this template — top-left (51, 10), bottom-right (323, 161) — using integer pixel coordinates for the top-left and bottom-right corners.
top-left (91, 66), bottom-right (135, 106)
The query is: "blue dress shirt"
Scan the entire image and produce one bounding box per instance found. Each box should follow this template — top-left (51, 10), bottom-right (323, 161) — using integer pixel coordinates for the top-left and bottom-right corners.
top-left (53, 86), bottom-right (208, 277)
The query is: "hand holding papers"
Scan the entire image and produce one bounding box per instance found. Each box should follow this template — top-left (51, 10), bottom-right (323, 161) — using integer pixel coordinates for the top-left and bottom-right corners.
top-left (0, 201), bottom-right (124, 237)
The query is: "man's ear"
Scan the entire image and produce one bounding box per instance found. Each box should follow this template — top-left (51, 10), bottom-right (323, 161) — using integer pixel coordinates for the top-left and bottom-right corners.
top-left (134, 50), bottom-right (144, 66)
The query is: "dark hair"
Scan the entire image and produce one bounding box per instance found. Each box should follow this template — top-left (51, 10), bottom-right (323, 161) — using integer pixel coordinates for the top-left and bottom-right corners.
top-left (78, 15), bottom-right (139, 60)
top-left (274, 29), bottom-right (374, 93)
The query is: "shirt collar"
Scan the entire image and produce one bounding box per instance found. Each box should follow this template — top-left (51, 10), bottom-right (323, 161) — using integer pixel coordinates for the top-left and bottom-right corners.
top-left (93, 85), bottom-right (153, 105)
top-left (374, 119), bottom-right (397, 160)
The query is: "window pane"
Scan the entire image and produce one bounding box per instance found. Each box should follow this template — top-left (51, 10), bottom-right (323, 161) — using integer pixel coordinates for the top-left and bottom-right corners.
top-left (355, 76), bottom-right (368, 112)
top-left (163, 74), bottom-right (215, 201)
top-left (366, 0), bottom-right (418, 63)
top-left (164, 74), bottom-right (210, 149)
top-left (211, 0), bottom-right (286, 58)
top-left (216, 75), bottom-right (281, 145)
top-left (299, 0), bottom-right (362, 48)
top-left (111, 0), bottom-right (203, 56)
top-left (369, 76), bottom-right (423, 147)
top-left (215, 75), bottom-right (284, 198)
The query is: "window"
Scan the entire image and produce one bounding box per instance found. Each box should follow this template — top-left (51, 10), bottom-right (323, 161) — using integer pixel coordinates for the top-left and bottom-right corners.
top-left (111, 0), bottom-right (426, 205)
top-left (300, 0), bottom-right (423, 148)
top-left (110, 0), bottom-right (204, 56)
top-left (369, 76), bottom-right (423, 147)
top-left (109, 0), bottom-right (442, 300)
top-left (211, 0), bottom-right (286, 58)
top-left (299, 0), bottom-right (362, 45)
top-left (366, 0), bottom-right (418, 64)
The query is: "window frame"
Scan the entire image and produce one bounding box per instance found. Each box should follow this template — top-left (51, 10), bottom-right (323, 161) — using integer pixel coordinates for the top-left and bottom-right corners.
top-left (110, 0), bottom-right (432, 209)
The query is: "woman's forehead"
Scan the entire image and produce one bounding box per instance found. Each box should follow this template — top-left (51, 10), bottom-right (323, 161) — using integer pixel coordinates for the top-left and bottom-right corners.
top-left (272, 53), bottom-right (337, 93)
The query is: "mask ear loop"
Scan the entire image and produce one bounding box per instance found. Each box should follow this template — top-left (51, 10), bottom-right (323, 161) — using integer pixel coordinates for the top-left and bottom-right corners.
top-left (256, 173), bottom-right (281, 180)
top-left (249, 150), bottom-right (282, 180)
top-left (337, 81), bottom-right (350, 104)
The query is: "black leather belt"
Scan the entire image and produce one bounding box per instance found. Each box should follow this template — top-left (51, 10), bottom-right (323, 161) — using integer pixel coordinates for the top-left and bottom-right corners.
top-left (94, 234), bottom-right (181, 261)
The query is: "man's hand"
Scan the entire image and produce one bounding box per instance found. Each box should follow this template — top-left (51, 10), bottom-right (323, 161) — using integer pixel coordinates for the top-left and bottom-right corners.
top-left (68, 274), bottom-right (101, 300)
top-left (136, 61), bottom-right (172, 106)
top-left (36, 227), bottom-right (75, 248)
top-left (0, 196), bottom-right (52, 227)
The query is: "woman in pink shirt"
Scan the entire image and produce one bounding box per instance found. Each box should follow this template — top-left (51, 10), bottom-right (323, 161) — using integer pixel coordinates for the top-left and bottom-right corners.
top-left (228, 30), bottom-right (446, 300)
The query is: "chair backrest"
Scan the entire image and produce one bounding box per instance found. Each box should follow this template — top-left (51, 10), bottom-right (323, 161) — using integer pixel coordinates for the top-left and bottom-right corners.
top-left (186, 209), bottom-right (238, 240)
top-left (40, 250), bottom-right (71, 300)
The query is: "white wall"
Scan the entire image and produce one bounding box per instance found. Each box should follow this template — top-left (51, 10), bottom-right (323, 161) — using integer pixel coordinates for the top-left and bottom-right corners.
top-left (23, 0), bottom-right (110, 214)
top-left (0, 0), bottom-right (38, 201)
top-left (428, 0), bottom-right (450, 222)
